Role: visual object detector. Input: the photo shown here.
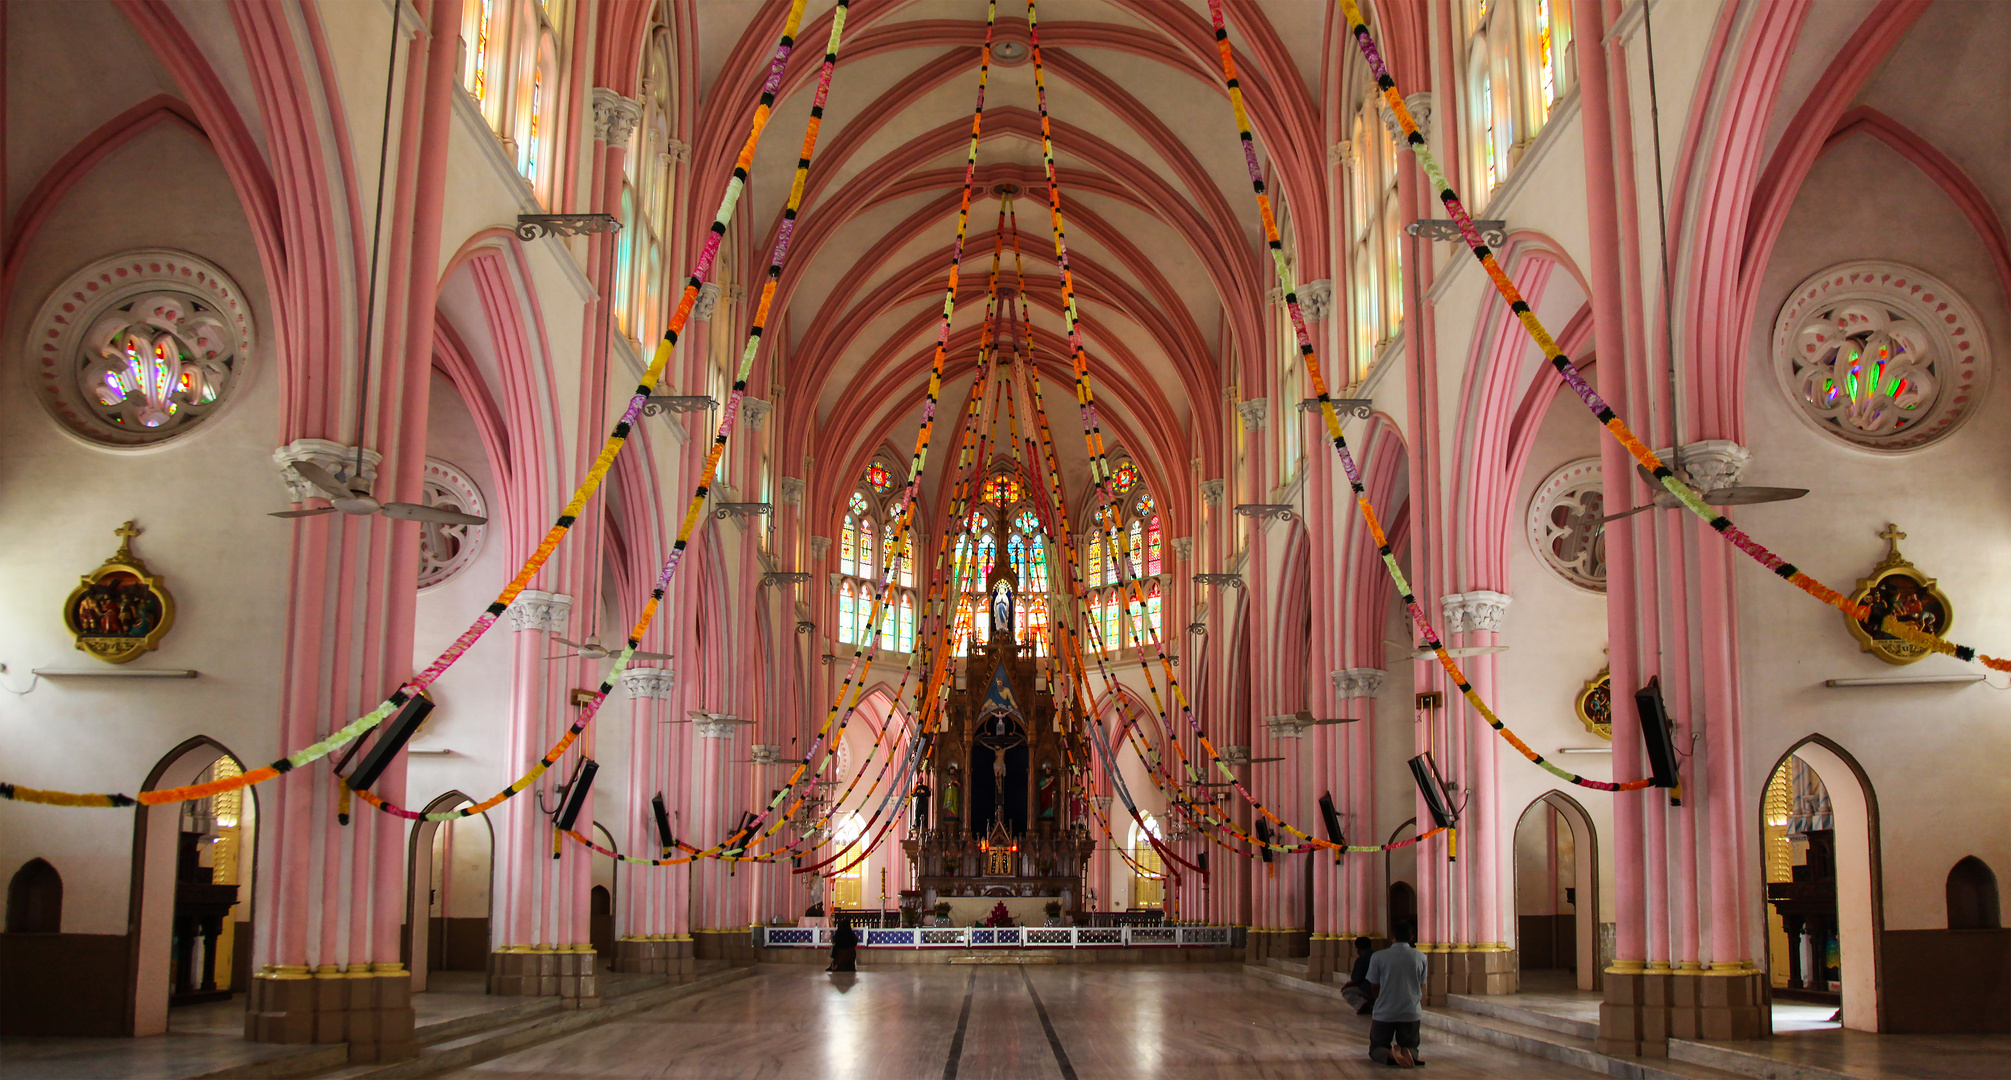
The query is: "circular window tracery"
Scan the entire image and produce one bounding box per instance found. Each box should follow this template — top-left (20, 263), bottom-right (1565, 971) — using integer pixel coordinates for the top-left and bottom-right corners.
top-left (27, 251), bottom-right (254, 449)
top-left (416, 458), bottom-right (488, 590)
top-left (1527, 456), bottom-right (1606, 593)
top-left (1771, 261), bottom-right (1987, 453)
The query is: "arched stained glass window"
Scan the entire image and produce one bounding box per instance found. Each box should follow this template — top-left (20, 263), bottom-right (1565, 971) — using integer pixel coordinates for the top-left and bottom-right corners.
top-left (470, 0), bottom-right (495, 101)
top-left (952, 596), bottom-right (976, 656)
top-left (897, 593), bottom-right (916, 653)
top-left (524, 67), bottom-right (544, 183)
top-left (1085, 531), bottom-right (1106, 588)
top-left (858, 517), bottom-right (877, 579)
top-left (982, 475), bottom-right (1024, 504)
top-left (1026, 535), bottom-right (1049, 592)
top-left (838, 581), bottom-right (858, 645)
top-left (1127, 518), bottom-right (1145, 577)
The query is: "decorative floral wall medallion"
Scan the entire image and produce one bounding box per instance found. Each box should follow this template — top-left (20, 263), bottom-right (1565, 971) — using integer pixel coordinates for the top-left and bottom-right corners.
top-left (1772, 261), bottom-right (1987, 453)
top-left (1527, 456), bottom-right (1606, 592)
top-left (27, 251), bottom-right (255, 449)
top-left (416, 458), bottom-right (488, 590)
top-left (1845, 523), bottom-right (1950, 666)
top-left (64, 521), bottom-right (175, 663)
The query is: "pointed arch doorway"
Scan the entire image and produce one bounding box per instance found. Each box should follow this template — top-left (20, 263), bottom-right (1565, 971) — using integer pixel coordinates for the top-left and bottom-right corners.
top-left (1513, 791), bottom-right (1600, 991)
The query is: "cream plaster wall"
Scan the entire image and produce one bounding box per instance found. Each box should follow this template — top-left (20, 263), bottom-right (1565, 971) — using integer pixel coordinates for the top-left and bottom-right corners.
top-left (0, 122), bottom-right (283, 936)
top-left (1740, 135), bottom-right (2011, 936)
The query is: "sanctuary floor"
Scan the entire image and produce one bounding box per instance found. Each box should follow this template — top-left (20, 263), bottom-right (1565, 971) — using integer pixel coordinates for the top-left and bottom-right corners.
top-left (430, 963), bottom-right (1605, 1080)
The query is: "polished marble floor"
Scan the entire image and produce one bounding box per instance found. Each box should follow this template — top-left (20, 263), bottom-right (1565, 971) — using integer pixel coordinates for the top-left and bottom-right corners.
top-left (431, 963), bottom-right (1609, 1080)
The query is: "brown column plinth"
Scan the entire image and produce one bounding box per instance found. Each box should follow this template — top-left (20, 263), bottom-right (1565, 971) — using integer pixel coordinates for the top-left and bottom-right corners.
top-left (613, 937), bottom-right (668, 974)
top-left (243, 966), bottom-right (415, 1063)
top-left (487, 948), bottom-right (601, 1007)
top-left (1306, 935), bottom-right (1335, 983)
top-left (668, 935), bottom-right (695, 980)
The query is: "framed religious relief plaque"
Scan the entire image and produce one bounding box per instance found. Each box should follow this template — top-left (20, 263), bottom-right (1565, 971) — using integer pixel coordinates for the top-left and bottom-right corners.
top-left (1575, 667), bottom-right (1613, 740)
top-left (1845, 523), bottom-right (1950, 666)
top-left (63, 521), bottom-right (174, 663)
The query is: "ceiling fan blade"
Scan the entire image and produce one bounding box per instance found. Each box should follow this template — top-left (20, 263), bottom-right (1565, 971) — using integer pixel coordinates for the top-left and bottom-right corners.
top-left (287, 460), bottom-right (353, 502)
top-left (1703, 486), bottom-right (1810, 507)
top-left (547, 652), bottom-right (581, 660)
top-left (333, 497), bottom-right (382, 515)
top-left (632, 650), bottom-right (676, 661)
top-left (380, 502), bottom-right (488, 525)
top-left (1447, 645), bottom-right (1510, 658)
top-left (1249, 756), bottom-right (1285, 763)
top-left (1596, 502), bottom-right (1657, 525)
top-left (553, 637), bottom-right (582, 648)
top-left (269, 507), bottom-right (339, 519)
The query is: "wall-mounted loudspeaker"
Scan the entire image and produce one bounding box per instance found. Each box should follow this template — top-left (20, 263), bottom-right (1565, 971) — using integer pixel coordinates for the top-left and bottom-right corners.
top-left (1408, 752), bottom-right (1457, 829)
top-left (1318, 791), bottom-right (1346, 863)
top-left (1634, 676), bottom-right (1681, 790)
top-left (347, 691), bottom-right (435, 793)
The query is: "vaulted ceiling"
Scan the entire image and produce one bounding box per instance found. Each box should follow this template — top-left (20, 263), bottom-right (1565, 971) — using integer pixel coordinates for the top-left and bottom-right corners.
top-left (679, 0), bottom-right (1343, 530)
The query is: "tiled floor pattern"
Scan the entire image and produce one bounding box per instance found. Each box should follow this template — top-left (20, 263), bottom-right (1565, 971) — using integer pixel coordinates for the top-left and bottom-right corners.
top-left (428, 963), bottom-right (1611, 1079)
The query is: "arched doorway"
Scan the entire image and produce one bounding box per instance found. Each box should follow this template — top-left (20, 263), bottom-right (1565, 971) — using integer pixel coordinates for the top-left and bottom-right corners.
top-left (404, 793), bottom-right (493, 992)
top-left (129, 738), bottom-right (257, 1036)
top-left (590, 822), bottom-right (619, 968)
top-left (1386, 819), bottom-right (1417, 940)
top-left (1513, 792), bottom-right (1599, 990)
top-left (1760, 738), bottom-right (1881, 1031)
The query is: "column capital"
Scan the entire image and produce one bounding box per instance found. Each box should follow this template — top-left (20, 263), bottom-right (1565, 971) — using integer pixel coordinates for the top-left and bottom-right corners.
top-left (273, 439), bottom-right (380, 502)
top-left (1439, 590), bottom-right (1512, 633)
top-left (663, 137), bottom-right (691, 163)
top-left (1171, 536), bottom-right (1193, 562)
top-left (507, 590), bottom-right (573, 634)
top-left (741, 397), bottom-right (772, 431)
top-left (618, 666), bottom-right (675, 699)
top-left (778, 477), bottom-right (805, 506)
top-left (1331, 668), bottom-right (1385, 699)
top-left (1236, 398), bottom-right (1269, 432)
top-left (809, 535), bottom-right (832, 560)
top-left (693, 282), bottom-right (724, 321)
top-left (591, 88), bottom-right (642, 146)
top-left (1669, 439), bottom-right (1751, 492)
top-left (1297, 279), bottom-right (1335, 323)
top-left (1199, 479), bottom-right (1225, 507)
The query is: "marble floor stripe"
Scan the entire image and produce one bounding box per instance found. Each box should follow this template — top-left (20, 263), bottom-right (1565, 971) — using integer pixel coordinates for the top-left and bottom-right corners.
top-left (431, 963), bottom-right (1611, 1080)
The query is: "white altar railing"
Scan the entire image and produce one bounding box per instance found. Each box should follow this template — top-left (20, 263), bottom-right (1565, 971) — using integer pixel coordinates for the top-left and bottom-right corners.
top-left (755, 924), bottom-right (1234, 949)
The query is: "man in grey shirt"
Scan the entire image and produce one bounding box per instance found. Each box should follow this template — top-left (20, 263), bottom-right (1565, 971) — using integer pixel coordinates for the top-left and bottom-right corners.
top-left (1365, 923), bottom-right (1428, 1067)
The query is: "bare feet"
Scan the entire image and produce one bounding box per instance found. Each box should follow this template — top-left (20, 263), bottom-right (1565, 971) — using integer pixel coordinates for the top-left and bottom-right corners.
top-left (1390, 1045), bottom-right (1416, 1068)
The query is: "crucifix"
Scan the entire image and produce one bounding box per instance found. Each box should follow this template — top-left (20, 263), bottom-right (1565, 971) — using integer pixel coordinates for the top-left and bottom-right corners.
top-left (1878, 522), bottom-right (1906, 553)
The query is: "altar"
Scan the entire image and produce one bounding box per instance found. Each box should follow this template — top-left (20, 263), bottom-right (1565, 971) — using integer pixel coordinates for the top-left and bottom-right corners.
top-left (905, 556), bottom-right (1093, 916)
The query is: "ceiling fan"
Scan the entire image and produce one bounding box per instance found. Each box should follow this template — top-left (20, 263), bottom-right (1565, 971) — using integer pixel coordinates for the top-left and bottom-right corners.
top-left (1598, 463), bottom-right (1807, 525)
top-left (1388, 639), bottom-right (1509, 661)
top-left (269, 460), bottom-right (487, 525)
top-left (1289, 710), bottom-right (1360, 727)
top-left (549, 634), bottom-right (672, 662)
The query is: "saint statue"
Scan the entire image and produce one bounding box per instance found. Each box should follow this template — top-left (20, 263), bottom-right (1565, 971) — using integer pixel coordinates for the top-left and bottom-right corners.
top-left (1037, 763), bottom-right (1058, 821)
top-left (990, 579), bottom-right (1013, 637)
top-left (942, 765), bottom-right (961, 819)
top-left (913, 781), bottom-right (931, 831)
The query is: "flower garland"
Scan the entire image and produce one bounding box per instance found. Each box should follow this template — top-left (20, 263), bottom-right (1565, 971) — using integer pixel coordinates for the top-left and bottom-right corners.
top-left (1204, 0), bottom-right (1655, 796)
top-left (1325, 0), bottom-right (2006, 677)
top-left (353, 0), bottom-right (853, 827)
top-left (0, 0), bottom-right (816, 811)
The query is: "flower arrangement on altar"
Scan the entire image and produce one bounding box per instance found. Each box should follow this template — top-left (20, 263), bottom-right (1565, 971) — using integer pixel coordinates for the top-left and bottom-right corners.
top-left (985, 901), bottom-right (1014, 927)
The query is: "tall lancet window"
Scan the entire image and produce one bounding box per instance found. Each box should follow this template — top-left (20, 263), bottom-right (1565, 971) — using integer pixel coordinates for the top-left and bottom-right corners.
top-left (1078, 460), bottom-right (1164, 654)
top-left (837, 462), bottom-right (917, 651)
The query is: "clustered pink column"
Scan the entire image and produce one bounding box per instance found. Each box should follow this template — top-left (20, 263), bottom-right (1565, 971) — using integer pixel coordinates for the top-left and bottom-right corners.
top-left (1438, 591), bottom-right (1516, 996)
top-left (245, 0), bottom-right (460, 1062)
top-left (616, 664), bottom-right (687, 977)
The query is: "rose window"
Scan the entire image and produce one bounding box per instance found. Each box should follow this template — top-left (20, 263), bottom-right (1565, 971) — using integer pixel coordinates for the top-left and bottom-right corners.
top-left (1772, 262), bottom-right (1987, 453)
top-left (27, 251), bottom-right (254, 449)
top-left (1527, 457), bottom-right (1606, 593)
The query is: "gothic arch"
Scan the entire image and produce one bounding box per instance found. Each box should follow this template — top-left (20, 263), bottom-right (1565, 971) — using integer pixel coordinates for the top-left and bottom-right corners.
top-left (1762, 734), bottom-right (1885, 1031)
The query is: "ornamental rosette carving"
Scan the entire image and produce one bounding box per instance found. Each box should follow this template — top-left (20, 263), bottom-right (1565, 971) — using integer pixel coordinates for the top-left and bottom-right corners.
top-left (273, 439), bottom-right (381, 503)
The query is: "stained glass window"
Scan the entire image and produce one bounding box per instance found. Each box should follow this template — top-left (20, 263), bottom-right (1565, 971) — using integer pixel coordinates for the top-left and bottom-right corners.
top-left (1085, 531), bottom-right (1106, 588)
top-left (1145, 580), bottom-right (1163, 643)
top-left (1146, 514), bottom-right (1163, 576)
top-left (838, 582), bottom-right (857, 645)
top-left (859, 517), bottom-right (877, 579)
top-left (953, 596), bottom-right (976, 656)
top-left (1013, 509), bottom-right (1041, 534)
top-left (524, 69), bottom-right (543, 182)
top-left (839, 519), bottom-right (857, 575)
top-left (897, 594), bottom-right (916, 652)
top-left (865, 462), bottom-right (894, 494)
top-left (1110, 462), bottom-right (1140, 496)
top-left (1007, 533), bottom-right (1028, 583)
top-left (1026, 536), bottom-right (1049, 591)
top-left (472, 0), bottom-right (494, 100)
top-left (982, 475), bottom-right (1024, 503)
top-left (1127, 519), bottom-right (1145, 577)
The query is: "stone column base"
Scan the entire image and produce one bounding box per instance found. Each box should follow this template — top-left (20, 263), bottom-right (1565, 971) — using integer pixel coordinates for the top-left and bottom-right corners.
top-left (1422, 947), bottom-right (1518, 1002)
top-left (613, 936), bottom-right (698, 980)
top-left (243, 965), bottom-right (416, 1063)
top-left (488, 948), bottom-right (602, 1007)
top-left (693, 928), bottom-right (757, 966)
top-left (1307, 934), bottom-right (1337, 983)
top-left (1599, 967), bottom-right (1766, 1054)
